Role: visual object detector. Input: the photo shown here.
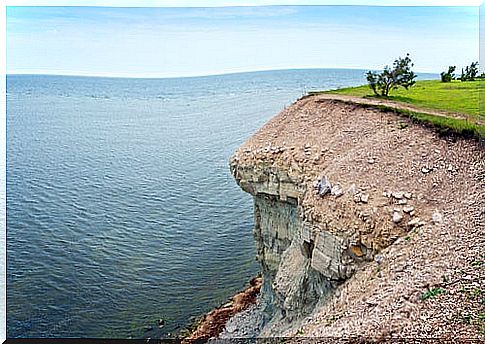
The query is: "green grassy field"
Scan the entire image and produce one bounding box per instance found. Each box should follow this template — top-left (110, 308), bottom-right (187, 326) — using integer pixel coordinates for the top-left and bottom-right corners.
top-left (323, 79), bottom-right (481, 118)
top-left (313, 79), bottom-right (484, 139)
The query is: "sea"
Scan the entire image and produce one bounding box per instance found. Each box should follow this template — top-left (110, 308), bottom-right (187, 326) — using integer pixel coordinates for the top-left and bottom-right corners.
top-left (6, 69), bottom-right (437, 338)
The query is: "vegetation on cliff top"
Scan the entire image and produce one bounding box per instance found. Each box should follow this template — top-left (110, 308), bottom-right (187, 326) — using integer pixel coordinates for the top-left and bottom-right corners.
top-left (310, 79), bottom-right (484, 139)
top-left (322, 79), bottom-right (481, 118)
top-left (365, 54), bottom-right (417, 97)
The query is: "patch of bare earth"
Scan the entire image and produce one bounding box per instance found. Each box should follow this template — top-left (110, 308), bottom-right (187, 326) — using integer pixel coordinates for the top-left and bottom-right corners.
top-left (314, 93), bottom-right (482, 124)
top-left (233, 95), bottom-right (484, 340)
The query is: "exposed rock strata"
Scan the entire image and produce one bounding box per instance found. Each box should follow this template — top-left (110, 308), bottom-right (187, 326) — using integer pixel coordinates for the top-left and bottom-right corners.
top-left (229, 95), bottom-right (484, 339)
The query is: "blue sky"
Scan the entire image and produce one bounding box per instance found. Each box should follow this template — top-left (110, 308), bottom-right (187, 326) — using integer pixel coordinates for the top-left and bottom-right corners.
top-left (6, 5), bottom-right (479, 77)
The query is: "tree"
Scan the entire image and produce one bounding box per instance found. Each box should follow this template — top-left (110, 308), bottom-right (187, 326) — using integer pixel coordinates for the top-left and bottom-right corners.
top-left (366, 54), bottom-right (417, 96)
top-left (440, 66), bottom-right (456, 82)
top-left (460, 61), bottom-right (479, 81)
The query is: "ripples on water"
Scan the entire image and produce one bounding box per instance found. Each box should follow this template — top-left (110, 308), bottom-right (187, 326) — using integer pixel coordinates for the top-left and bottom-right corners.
top-left (7, 69), bottom-right (414, 338)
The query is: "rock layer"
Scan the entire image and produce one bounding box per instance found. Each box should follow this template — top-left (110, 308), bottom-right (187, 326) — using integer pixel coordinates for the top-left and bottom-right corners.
top-left (231, 154), bottom-right (369, 335)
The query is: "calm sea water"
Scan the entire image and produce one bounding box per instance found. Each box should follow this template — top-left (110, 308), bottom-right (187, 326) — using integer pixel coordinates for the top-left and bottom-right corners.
top-left (6, 69), bottom-right (437, 338)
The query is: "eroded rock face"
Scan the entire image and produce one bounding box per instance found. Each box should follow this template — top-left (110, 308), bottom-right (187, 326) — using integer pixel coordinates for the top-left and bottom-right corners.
top-left (230, 163), bottom-right (369, 334)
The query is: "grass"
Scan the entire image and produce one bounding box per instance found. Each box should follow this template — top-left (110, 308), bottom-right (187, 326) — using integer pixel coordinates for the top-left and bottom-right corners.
top-left (321, 79), bottom-right (482, 118)
top-left (421, 287), bottom-right (446, 300)
top-left (370, 104), bottom-right (483, 139)
top-left (311, 79), bottom-right (484, 139)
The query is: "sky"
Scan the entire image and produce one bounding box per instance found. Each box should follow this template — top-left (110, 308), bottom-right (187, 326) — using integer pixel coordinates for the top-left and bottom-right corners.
top-left (481, 2), bottom-right (485, 70)
top-left (6, 5), bottom-right (480, 77)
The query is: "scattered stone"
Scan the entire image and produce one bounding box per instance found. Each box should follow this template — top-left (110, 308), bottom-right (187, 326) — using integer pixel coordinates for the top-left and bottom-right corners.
top-left (367, 158), bottom-right (375, 164)
top-left (317, 176), bottom-right (332, 197)
top-left (398, 199), bottom-right (408, 205)
top-left (392, 211), bottom-right (403, 223)
top-left (403, 205), bottom-right (415, 214)
top-left (404, 192), bottom-right (412, 199)
top-left (360, 193), bottom-right (369, 203)
top-left (447, 165), bottom-right (453, 172)
top-left (408, 218), bottom-right (425, 228)
top-left (350, 245), bottom-right (365, 257)
top-left (421, 167), bottom-right (431, 174)
top-left (331, 184), bottom-right (344, 197)
top-left (392, 192), bottom-right (403, 200)
top-left (359, 211), bottom-right (370, 220)
top-left (157, 319), bottom-right (165, 327)
top-left (374, 254), bottom-right (384, 264)
top-left (348, 183), bottom-right (357, 195)
top-left (432, 211), bottom-right (443, 224)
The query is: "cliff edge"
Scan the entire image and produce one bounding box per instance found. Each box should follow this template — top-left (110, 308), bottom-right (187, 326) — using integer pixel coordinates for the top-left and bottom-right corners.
top-left (229, 95), bottom-right (484, 339)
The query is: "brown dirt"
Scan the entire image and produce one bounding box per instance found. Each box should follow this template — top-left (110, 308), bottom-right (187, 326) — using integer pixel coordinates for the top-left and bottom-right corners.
top-left (183, 277), bottom-right (262, 343)
top-left (231, 95), bottom-right (484, 340)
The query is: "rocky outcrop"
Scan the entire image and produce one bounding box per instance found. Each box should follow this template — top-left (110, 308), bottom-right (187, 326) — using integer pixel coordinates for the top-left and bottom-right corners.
top-left (230, 159), bottom-right (372, 334)
top-left (228, 95), bottom-right (484, 339)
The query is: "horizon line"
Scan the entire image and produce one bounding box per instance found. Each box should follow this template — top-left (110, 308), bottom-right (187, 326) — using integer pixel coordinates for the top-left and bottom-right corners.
top-left (6, 67), bottom-right (440, 80)
top-left (5, 0), bottom-right (482, 7)
top-left (5, 4), bottom-right (481, 7)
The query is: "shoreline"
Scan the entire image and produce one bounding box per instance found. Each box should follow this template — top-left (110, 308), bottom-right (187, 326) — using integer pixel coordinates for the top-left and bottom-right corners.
top-left (182, 276), bottom-right (263, 342)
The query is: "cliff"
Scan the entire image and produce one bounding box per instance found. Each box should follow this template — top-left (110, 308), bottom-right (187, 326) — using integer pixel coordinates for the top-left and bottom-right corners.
top-left (229, 95), bottom-right (484, 339)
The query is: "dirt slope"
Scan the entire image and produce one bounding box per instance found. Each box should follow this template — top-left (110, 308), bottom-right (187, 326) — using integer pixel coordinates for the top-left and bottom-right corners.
top-left (232, 94), bottom-right (484, 340)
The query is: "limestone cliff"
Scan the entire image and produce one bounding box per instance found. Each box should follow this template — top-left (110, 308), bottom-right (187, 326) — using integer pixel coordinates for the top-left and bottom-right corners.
top-left (229, 95), bottom-right (484, 339)
top-left (230, 164), bottom-right (350, 334)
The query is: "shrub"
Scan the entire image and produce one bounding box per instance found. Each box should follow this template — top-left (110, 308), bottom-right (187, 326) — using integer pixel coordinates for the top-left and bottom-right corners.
top-left (460, 62), bottom-right (479, 81)
top-left (366, 54), bottom-right (417, 96)
top-left (440, 66), bottom-right (456, 82)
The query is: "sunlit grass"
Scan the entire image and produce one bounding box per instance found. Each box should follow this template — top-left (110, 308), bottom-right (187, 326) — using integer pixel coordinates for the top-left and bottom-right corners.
top-left (319, 79), bottom-right (481, 119)
top-left (310, 79), bottom-right (484, 139)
